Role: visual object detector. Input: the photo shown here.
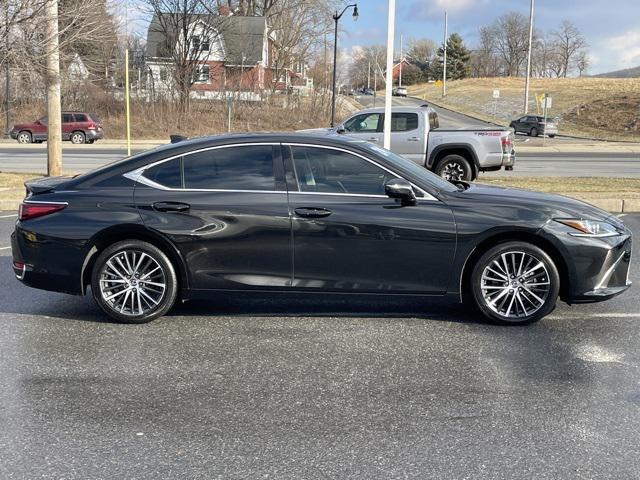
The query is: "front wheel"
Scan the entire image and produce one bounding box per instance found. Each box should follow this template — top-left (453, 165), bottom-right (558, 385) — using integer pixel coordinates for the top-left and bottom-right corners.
top-left (470, 241), bottom-right (560, 325)
top-left (435, 154), bottom-right (473, 182)
top-left (530, 127), bottom-right (538, 137)
top-left (91, 240), bottom-right (178, 323)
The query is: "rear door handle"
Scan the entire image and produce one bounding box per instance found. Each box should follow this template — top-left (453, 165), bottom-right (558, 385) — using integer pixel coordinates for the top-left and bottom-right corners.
top-left (153, 201), bottom-right (190, 212)
top-left (294, 207), bottom-right (332, 218)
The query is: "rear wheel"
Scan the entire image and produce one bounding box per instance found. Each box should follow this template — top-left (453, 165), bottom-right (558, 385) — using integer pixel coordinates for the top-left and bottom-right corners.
top-left (435, 154), bottom-right (473, 182)
top-left (470, 241), bottom-right (560, 325)
top-left (548, 134), bottom-right (555, 138)
top-left (91, 240), bottom-right (178, 323)
top-left (17, 131), bottom-right (32, 144)
top-left (70, 131), bottom-right (86, 144)
top-left (530, 127), bottom-right (538, 137)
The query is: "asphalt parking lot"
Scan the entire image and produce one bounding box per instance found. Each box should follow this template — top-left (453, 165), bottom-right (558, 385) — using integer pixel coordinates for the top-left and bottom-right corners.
top-left (1, 212), bottom-right (639, 479)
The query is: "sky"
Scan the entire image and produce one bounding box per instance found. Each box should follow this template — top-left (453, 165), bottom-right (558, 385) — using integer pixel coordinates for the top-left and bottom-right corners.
top-left (338, 0), bottom-right (640, 75)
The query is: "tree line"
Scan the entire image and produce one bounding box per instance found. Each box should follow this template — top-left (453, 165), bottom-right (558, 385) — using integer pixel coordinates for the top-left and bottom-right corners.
top-left (349, 12), bottom-right (589, 87)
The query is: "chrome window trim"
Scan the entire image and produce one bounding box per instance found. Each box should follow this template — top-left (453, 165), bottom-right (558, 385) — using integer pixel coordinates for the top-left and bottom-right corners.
top-left (123, 142), bottom-right (285, 194)
top-left (283, 142), bottom-right (437, 201)
top-left (23, 200), bottom-right (69, 205)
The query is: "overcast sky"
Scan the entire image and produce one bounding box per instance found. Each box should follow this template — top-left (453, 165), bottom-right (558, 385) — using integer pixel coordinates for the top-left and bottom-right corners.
top-left (338, 0), bottom-right (640, 74)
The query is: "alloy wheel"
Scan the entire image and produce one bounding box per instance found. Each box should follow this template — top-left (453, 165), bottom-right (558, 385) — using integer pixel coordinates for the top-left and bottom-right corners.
top-left (479, 250), bottom-right (551, 320)
top-left (71, 132), bottom-right (85, 144)
top-left (442, 162), bottom-right (465, 181)
top-left (17, 132), bottom-right (31, 143)
top-left (98, 249), bottom-right (166, 316)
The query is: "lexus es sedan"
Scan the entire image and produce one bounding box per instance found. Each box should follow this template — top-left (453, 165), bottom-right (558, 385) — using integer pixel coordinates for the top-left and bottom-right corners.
top-left (11, 134), bottom-right (632, 325)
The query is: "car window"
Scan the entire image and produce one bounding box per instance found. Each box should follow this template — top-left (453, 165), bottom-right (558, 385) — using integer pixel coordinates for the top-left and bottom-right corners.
top-left (144, 157), bottom-right (182, 189)
top-left (38, 116), bottom-right (48, 125)
top-left (344, 113), bottom-right (380, 133)
top-left (73, 113), bottom-right (88, 122)
top-left (391, 113), bottom-right (418, 132)
top-left (290, 145), bottom-right (393, 195)
top-left (429, 112), bottom-right (440, 130)
top-left (89, 114), bottom-right (101, 124)
top-left (62, 114), bottom-right (74, 123)
top-left (182, 145), bottom-right (275, 191)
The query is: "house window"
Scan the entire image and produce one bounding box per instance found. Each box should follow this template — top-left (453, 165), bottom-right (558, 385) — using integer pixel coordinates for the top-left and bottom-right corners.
top-left (159, 67), bottom-right (168, 81)
top-left (192, 35), bottom-right (210, 53)
top-left (193, 64), bottom-right (210, 83)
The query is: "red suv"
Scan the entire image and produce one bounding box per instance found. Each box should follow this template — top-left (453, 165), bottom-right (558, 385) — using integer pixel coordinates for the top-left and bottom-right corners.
top-left (10, 112), bottom-right (104, 144)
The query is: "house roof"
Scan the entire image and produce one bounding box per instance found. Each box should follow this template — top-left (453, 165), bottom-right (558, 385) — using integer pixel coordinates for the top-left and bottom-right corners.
top-left (146, 13), bottom-right (267, 65)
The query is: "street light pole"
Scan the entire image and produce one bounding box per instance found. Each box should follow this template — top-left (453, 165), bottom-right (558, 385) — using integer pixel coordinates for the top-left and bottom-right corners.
top-left (383, 0), bottom-right (395, 149)
top-left (331, 3), bottom-right (358, 127)
top-left (523, 0), bottom-right (535, 114)
top-left (442, 11), bottom-right (447, 98)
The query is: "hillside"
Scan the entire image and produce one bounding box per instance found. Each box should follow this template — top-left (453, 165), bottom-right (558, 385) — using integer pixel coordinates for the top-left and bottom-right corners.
top-left (594, 66), bottom-right (640, 78)
top-left (409, 77), bottom-right (640, 141)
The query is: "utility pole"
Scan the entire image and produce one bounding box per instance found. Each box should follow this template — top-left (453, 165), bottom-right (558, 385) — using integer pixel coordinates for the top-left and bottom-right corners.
top-left (398, 34), bottom-right (402, 87)
top-left (45, 0), bottom-right (62, 176)
top-left (4, 3), bottom-right (10, 138)
top-left (124, 0), bottom-right (131, 155)
top-left (523, 0), bottom-right (535, 114)
top-left (442, 11), bottom-right (447, 98)
top-left (367, 60), bottom-right (370, 89)
top-left (383, 0), bottom-right (395, 149)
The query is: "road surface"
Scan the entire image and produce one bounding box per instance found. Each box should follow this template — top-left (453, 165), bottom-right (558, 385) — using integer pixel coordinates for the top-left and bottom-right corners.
top-left (1, 211), bottom-right (639, 478)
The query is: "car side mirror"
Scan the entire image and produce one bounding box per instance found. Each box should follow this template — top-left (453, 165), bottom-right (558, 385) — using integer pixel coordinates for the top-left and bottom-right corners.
top-left (385, 178), bottom-right (417, 206)
top-left (335, 125), bottom-right (345, 134)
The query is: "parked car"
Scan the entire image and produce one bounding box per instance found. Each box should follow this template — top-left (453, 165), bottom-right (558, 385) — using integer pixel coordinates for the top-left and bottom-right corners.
top-left (10, 112), bottom-right (104, 144)
top-left (302, 106), bottom-right (515, 181)
top-left (12, 133), bottom-right (632, 325)
top-left (509, 115), bottom-right (558, 138)
top-left (363, 88), bottom-right (375, 95)
top-left (392, 86), bottom-right (408, 97)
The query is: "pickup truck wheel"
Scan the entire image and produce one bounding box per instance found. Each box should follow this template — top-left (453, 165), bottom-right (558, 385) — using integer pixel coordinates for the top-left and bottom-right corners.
top-left (436, 155), bottom-right (473, 182)
top-left (530, 127), bottom-right (538, 137)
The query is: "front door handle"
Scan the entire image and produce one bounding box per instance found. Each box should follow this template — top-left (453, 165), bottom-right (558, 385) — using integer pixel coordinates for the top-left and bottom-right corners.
top-left (153, 201), bottom-right (190, 212)
top-left (368, 137), bottom-right (379, 142)
top-left (408, 136), bottom-right (420, 142)
top-left (294, 207), bottom-right (332, 218)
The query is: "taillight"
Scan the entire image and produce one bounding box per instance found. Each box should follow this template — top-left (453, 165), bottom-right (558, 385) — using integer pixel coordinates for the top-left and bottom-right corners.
top-left (19, 202), bottom-right (67, 221)
top-left (501, 136), bottom-right (512, 153)
top-left (87, 123), bottom-right (96, 130)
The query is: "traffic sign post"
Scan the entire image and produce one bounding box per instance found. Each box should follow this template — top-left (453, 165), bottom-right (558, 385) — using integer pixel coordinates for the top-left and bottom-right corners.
top-left (492, 89), bottom-right (500, 116)
top-left (542, 94), bottom-right (552, 146)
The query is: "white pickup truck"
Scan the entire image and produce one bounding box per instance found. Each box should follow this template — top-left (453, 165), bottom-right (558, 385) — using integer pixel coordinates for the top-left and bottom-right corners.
top-left (322, 106), bottom-right (515, 181)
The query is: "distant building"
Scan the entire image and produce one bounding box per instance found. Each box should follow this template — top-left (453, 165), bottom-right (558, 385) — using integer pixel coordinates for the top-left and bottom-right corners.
top-left (145, 9), bottom-right (312, 99)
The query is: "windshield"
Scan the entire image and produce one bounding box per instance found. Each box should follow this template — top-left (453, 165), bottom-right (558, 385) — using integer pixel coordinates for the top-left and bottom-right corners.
top-left (359, 142), bottom-right (458, 192)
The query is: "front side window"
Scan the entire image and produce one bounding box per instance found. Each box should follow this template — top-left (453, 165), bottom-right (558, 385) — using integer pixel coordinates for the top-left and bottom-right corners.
top-left (183, 145), bottom-right (275, 190)
top-left (391, 113), bottom-right (419, 132)
top-left (343, 113), bottom-right (381, 133)
top-left (290, 146), bottom-right (393, 195)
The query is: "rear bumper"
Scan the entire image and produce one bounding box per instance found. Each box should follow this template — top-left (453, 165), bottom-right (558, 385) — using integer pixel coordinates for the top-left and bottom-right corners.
top-left (85, 129), bottom-right (104, 140)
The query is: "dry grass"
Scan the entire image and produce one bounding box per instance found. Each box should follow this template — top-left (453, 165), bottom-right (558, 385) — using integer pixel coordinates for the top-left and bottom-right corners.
top-left (410, 77), bottom-right (640, 142)
top-left (0, 173), bottom-right (42, 204)
top-left (480, 176), bottom-right (640, 197)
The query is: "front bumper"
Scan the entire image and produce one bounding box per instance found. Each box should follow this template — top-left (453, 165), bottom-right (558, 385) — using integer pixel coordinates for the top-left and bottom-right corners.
top-left (9, 129), bottom-right (18, 140)
top-left (543, 220), bottom-right (632, 303)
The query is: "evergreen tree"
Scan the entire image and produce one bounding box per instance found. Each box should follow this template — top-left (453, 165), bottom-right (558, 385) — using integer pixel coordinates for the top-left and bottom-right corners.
top-left (430, 33), bottom-right (471, 81)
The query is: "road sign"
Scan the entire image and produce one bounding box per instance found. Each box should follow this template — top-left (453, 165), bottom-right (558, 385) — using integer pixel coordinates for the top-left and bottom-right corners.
top-left (493, 89), bottom-right (500, 99)
top-left (541, 95), bottom-right (552, 109)
top-left (434, 79), bottom-right (443, 88)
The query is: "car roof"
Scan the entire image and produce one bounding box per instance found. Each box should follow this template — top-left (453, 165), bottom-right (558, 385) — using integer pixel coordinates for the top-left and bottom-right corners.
top-left (350, 105), bottom-right (432, 115)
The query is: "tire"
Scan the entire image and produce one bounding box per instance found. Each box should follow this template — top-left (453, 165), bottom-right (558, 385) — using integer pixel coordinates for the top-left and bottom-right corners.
top-left (470, 241), bottom-right (560, 325)
top-left (435, 154), bottom-right (473, 181)
top-left (17, 131), bottom-right (32, 144)
top-left (70, 131), bottom-right (86, 144)
top-left (548, 134), bottom-right (555, 138)
top-left (530, 127), bottom-right (538, 137)
top-left (91, 240), bottom-right (178, 324)
top-left (88, 139), bottom-right (95, 144)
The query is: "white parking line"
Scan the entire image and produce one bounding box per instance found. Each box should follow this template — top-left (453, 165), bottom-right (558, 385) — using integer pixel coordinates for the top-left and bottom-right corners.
top-left (0, 214), bottom-right (17, 218)
top-left (548, 313), bottom-right (640, 320)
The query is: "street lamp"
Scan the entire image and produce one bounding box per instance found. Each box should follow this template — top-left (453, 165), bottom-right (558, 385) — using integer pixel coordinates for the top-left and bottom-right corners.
top-left (331, 3), bottom-right (358, 127)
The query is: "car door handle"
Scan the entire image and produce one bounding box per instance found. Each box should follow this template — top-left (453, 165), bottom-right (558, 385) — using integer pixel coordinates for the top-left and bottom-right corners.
top-left (407, 137), bottom-right (420, 141)
top-left (153, 201), bottom-right (190, 212)
top-left (368, 137), bottom-right (379, 142)
top-left (294, 207), bottom-right (332, 218)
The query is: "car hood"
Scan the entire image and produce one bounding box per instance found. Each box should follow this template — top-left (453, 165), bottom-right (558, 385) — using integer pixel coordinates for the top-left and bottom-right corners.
top-left (447, 182), bottom-right (611, 222)
top-left (11, 123), bottom-right (35, 130)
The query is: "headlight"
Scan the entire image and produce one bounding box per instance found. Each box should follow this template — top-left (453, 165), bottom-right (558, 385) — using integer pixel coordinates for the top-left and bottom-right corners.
top-left (555, 219), bottom-right (620, 237)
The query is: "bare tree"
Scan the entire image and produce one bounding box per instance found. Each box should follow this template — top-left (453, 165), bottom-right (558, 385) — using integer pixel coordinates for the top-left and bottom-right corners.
top-left (406, 38), bottom-right (436, 69)
top-left (469, 26), bottom-right (500, 77)
top-left (576, 51), bottom-right (590, 77)
top-left (551, 20), bottom-right (587, 77)
top-left (492, 12), bottom-right (530, 76)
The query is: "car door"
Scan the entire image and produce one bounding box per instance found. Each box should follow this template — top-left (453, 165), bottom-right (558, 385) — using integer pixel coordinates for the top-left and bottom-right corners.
top-left (284, 143), bottom-right (456, 293)
top-left (386, 112), bottom-right (423, 163)
top-left (61, 113), bottom-right (74, 140)
top-left (133, 143), bottom-right (293, 290)
top-left (342, 112), bottom-right (383, 145)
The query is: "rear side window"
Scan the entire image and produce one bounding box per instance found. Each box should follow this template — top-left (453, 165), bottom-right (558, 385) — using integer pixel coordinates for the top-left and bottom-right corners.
top-left (391, 113), bottom-right (418, 132)
top-left (144, 157), bottom-right (182, 189)
top-left (62, 113), bottom-right (73, 123)
top-left (74, 113), bottom-right (88, 122)
top-left (183, 145), bottom-right (275, 190)
top-left (89, 114), bottom-right (101, 124)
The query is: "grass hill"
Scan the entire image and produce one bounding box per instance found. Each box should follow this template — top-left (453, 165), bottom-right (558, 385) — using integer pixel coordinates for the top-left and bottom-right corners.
top-left (409, 77), bottom-right (640, 141)
top-left (594, 66), bottom-right (640, 78)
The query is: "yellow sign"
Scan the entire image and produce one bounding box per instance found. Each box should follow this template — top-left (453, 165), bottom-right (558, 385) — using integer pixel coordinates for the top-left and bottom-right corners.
top-left (434, 80), bottom-right (443, 88)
